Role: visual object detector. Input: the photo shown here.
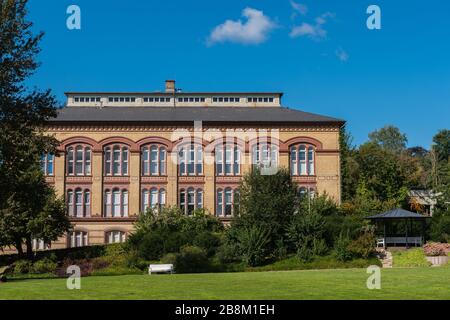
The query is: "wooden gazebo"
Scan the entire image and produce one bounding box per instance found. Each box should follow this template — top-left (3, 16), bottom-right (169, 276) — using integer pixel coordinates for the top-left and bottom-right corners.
top-left (366, 208), bottom-right (430, 248)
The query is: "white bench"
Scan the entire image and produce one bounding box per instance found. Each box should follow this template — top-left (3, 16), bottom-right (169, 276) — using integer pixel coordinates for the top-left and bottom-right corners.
top-left (148, 264), bottom-right (174, 275)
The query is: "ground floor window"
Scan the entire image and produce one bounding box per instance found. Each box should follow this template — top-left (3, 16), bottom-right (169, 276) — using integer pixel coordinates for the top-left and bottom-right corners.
top-left (69, 231), bottom-right (88, 248)
top-left (105, 231), bottom-right (126, 244)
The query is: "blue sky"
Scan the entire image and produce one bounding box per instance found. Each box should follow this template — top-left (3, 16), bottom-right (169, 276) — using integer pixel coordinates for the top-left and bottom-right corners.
top-left (26, 0), bottom-right (450, 148)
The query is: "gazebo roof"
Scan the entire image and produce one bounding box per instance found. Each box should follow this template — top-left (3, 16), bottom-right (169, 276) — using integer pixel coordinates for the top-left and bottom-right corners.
top-left (366, 208), bottom-right (429, 220)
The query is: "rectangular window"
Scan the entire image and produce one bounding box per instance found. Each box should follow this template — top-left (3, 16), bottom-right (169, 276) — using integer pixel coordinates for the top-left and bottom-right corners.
top-left (225, 146), bottom-right (232, 175)
top-left (196, 147), bottom-right (203, 174)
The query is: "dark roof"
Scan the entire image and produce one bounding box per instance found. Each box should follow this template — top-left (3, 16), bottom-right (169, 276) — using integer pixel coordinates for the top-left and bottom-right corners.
top-left (49, 106), bottom-right (345, 125)
top-left (367, 208), bottom-right (429, 220)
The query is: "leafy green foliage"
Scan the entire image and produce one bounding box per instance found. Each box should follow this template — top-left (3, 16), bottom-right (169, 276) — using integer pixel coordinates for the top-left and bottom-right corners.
top-left (368, 125), bottom-right (408, 153)
top-left (346, 228), bottom-right (377, 259)
top-left (171, 245), bottom-right (210, 274)
top-left (129, 206), bottom-right (223, 261)
top-left (393, 249), bottom-right (430, 268)
top-left (0, 0), bottom-right (70, 257)
top-left (234, 226), bottom-right (271, 267)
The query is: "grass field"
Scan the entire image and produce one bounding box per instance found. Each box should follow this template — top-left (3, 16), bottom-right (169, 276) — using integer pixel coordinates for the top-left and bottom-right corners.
top-left (1, 267), bottom-right (450, 300)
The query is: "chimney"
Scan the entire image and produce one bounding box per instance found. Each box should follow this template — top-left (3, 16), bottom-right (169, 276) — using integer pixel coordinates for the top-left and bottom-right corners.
top-left (165, 80), bottom-right (175, 93)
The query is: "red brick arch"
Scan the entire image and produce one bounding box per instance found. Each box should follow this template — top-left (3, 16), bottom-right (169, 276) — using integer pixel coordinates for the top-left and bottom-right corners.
top-left (58, 136), bottom-right (101, 152)
top-left (136, 136), bottom-right (173, 150)
top-left (284, 136), bottom-right (323, 150)
top-left (99, 137), bottom-right (139, 152)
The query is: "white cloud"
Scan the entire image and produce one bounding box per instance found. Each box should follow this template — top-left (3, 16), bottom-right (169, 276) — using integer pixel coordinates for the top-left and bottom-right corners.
top-left (290, 12), bottom-right (335, 40)
top-left (290, 1), bottom-right (308, 16)
top-left (207, 7), bottom-right (276, 45)
top-left (335, 47), bottom-right (349, 62)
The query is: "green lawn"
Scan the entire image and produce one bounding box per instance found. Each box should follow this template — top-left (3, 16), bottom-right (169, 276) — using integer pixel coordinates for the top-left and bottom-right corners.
top-left (1, 267), bottom-right (450, 300)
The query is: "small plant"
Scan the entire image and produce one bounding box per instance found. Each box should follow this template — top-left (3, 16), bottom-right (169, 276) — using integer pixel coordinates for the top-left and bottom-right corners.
top-left (13, 260), bottom-right (33, 275)
top-left (423, 242), bottom-right (450, 257)
top-left (30, 257), bottom-right (58, 274)
top-left (334, 233), bottom-right (353, 262)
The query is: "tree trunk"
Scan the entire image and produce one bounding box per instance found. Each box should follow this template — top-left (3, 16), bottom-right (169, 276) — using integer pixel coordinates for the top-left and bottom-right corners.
top-left (15, 239), bottom-right (24, 259)
top-left (25, 237), bottom-right (33, 260)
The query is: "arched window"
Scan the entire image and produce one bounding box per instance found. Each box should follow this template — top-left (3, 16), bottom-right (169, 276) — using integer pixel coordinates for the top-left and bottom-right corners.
top-left (104, 145), bottom-right (129, 176)
top-left (67, 145), bottom-right (91, 175)
top-left (40, 154), bottom-right (54, 176)
top-left (104, 189), bottom-right (128, 217)
top-left (178, 144), bottom-right (203, 176)
top-left (105, 231), bottom-right (126, 244)
top-left (69, 231), bottom-right (88, 248)
top-left (67, 188), bottom-right (90, 217)
top-left (215, 144), bottom-right (241, 176)
top-left (141, 188), bottom-right (166, 212)
top-left (291, 144), bottom-right (315, 176)
top-left (216, 188), bottom-right (240, 217)
top-left (141, 145), bottom-right (166, 176)
top-left (252, 143), bottom-right (278, 169)
top-left (179, 188), bottom-right (203, 215)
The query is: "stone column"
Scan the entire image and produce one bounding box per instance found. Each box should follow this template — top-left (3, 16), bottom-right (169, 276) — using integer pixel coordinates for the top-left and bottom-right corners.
top-left (129, 151), bottom-right (141, 216)
top-left (203, 153), bottom-right (215, 215)
top-left (54, 151), bottom-right (65, 198)
top-left (166, 151), bottom-right (178, 206)
top-left (91, 151), bottom-right (103, 217)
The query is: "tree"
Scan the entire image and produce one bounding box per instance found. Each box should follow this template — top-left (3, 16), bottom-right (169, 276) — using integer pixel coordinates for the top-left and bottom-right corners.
top-left (368, 125), bottom-right (408, 153)
top-left (340, 125), bottom-right (359, 201)
top-left (229, 167), bottom-right (299, 264)
top-left (356, 142), bottom-right (409, 202)
top-left (0, 0), bottom-right (70, 258)
top-left (431, 130), bottom-right (450, 192)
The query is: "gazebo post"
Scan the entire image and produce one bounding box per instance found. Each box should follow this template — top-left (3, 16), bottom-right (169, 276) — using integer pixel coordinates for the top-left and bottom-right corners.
top-left (383, 222), bottom-right (386, 249)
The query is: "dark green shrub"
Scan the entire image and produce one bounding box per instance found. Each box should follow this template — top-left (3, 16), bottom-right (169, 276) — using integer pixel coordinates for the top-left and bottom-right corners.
top-left (334, 233), bottom-right (353, 262)
top-left (312, 238), bottom-right (328, 256)
top-left (297, 242), bottom-right (313, 262)
top-left (215, 243), bottom-right (241, 264)
top-left (138, 230), bottom-right (166, 260)
top-left (193, 232), bottom-right (221, 257)
top-left (13, 260), bottom-right (32, 274)
top-left (173, 246), bottom-right (209, 273)
top-left (236, 226), bottom-right (271, 267)
top-left (30, 257), bottom-right (58, 274)
top-left (161, 253), bottom-right (178, 265)
top-left (347, 230), bottom-right (376, 259)
top-left (429, 213), bottom-right (450, 243)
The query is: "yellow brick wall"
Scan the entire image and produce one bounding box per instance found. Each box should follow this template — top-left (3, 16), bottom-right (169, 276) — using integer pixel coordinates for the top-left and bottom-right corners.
top-left (41, 125), bottom-right (341, 249)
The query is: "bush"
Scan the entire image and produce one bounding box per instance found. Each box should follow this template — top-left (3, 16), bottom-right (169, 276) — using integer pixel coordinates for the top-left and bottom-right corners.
top-left (423, 242), bottom-right (450, 256)
top-left (429, 212), bottom-right (450, 243)
top-left (393, 249), bottom-right (430, 267)
top-left (161, 253), bottom-right (178, 265)
top-left (13, 260), bottom-right (32, 274)
top-left (173, 246), bottom-right (209, 273)
top-left (334, 234), bottom-right (353, 262)
top-left (347, 230), bottom-right (376, 259)
top-left (193, 232), bottom-right (221, 257)
top-left (215, 243), bottom-right (241, 264)
top-left (30, 257), bottom-right (58, 274)
top-left (235, 226), bottom-right (271, 267)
